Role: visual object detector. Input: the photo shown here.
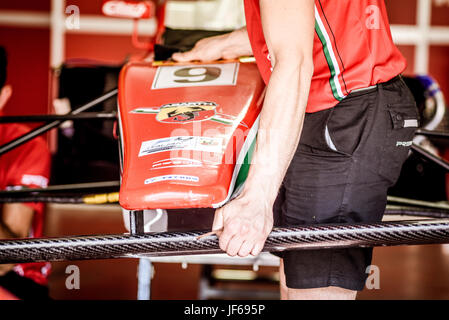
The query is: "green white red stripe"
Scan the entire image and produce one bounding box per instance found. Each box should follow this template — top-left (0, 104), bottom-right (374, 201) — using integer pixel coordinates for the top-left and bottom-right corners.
top-left (314, 5), bottom-right (346, 101)
top-left (212, 115), bottom-right (260, 208)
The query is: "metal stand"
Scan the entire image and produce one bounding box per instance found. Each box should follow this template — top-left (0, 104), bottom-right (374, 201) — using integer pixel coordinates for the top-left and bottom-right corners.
top-left (3, 219), bottom-right (449, 264)
top-left (129, 210), bottom-right (145, 235)
top-left (411, 143), bottom-right (449, 171)
top-left (0, 88), bottom-right (118, 157)
top-left (129, 210), bottom-right (152, 300)
top-left (137, 258), bottom-right (152, 300)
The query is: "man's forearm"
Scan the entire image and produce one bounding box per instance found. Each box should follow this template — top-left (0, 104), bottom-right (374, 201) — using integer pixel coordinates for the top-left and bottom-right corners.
top-left (0, 203), bottom-right (34, 240)
top-left (0, 221), bottom-right (18, 239)
top-left (212, 58), bottom-right (314, 257)
top-left (0, 221), bottom-right (17, 276)
top-left (241, 59), bottom-right (313, 204)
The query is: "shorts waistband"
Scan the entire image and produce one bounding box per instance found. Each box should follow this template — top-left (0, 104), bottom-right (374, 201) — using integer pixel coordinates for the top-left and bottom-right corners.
top-left (351, 85), bottom-right (377, 94)
top-left (348, 75), bottom-right (402, 97)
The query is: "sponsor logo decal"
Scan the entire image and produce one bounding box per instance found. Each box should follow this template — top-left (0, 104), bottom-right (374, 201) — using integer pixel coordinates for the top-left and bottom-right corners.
top-left (131, 101), bottom-right (245, 126)
top-left (396, 141), bottom-right (413, 147)
top-left (152, 158), bottom-right (203, 169)
top-left (139, 136), bottom-right (223, 157)
top-left (102, 1), bottom-right (152, 19)
top-left (403, 119), bottom-right (418, 128)
top-left (21, 175), bottom-right (49, 188)
top-left (144, 175), bottom-right (199, 184)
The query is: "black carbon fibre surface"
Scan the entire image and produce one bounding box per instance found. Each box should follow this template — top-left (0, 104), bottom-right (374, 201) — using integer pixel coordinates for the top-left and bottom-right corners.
top-left (1, 219), bottom-right (449, 264)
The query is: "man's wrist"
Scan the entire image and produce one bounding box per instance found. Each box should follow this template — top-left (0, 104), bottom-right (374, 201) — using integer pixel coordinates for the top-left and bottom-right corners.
top-left (224, 28), bottom-right (251, 52)
top-left (240, 174), bottom-right (281, 208)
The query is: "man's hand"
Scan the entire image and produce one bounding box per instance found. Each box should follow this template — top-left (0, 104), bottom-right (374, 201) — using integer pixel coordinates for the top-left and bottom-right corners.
top-left (172, 27), bottom-right (252, 62)
top-left (0, 203), bottom-right (34, 276)
top-left (0, 264), bottom-right (14, 276)
top-left (212, 193), bottom-right (273, 257)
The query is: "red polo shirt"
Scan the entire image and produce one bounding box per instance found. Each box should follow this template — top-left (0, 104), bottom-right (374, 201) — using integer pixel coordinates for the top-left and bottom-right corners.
top-left (0, 119), bottom-right (51, 286)
top-left (244, 0), bottom-right (407, 113)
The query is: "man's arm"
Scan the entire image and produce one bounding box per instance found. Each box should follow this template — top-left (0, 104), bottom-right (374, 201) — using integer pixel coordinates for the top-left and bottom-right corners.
top-left (0, 203), bottom-right (34, 275)
top-left (212, 0), bottom-right (315, 257)
top-left (172, 27), bottom-right (252, 62)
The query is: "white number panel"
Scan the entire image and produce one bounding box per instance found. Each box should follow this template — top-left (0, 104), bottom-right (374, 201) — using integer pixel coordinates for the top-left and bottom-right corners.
top-left (151, 63), bottom-right (239, 89)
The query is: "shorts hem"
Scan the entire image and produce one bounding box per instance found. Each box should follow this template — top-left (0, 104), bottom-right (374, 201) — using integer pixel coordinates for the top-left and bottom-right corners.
top-left (285, 276), bottom-right (366, 292)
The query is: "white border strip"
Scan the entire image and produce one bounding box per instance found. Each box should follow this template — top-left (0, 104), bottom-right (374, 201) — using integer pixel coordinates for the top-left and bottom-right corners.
top-left (415, 0), bottom-right (432, 74)
top-left (70, 15), bottom-right (156, 35)
top-left (0, 10), bottom-right (156, 35)
top-left (50, 0), bottom-right (65, 68)
top-left (0, 10), bottom-right (50, 28)
top-left (2, 10), bottom-right (448, 45)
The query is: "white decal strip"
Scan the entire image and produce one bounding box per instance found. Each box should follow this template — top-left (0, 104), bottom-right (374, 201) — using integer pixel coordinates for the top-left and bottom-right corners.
top-left (139, 136), bottom-right (223, 157)
top-left (144, 175), bottom-right (199, 184)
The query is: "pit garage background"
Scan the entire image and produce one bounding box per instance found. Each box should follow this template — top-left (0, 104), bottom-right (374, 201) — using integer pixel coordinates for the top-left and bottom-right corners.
top-left (0, 0), bottom-right (449, 299)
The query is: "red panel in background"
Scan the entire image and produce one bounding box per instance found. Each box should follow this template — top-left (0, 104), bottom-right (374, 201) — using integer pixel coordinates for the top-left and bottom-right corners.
top-left (432, 2), bottom-right (449, 26)
top-left (65, 0), bottom-right (104, 15)
top-left (0, 27), bottom-right (50, 117)
top-left (0, 0), bottom-right (50, 11)
top-left (429, 46), bottom-right (449, 101)
top-left (385, 0), bottom-right (417, 25)
top-left (397, 45), bottom-right (415, 76)
top-left (65, 33), bottom-right (150, 64)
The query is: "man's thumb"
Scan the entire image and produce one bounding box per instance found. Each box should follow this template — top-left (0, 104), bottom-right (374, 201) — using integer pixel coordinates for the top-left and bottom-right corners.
top-left (172, 51), bottom-right (192, 62)
top-left (212, 208), bottom-right (224, 234)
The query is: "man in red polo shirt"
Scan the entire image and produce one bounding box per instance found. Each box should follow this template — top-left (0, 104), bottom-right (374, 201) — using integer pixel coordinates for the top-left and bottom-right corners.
top-left (173, 0), bottom-right (419, 299)
top-left (0, 46), bottom-right (51, 300)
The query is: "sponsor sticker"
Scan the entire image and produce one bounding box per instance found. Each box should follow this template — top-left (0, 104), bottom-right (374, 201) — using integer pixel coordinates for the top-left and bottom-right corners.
top-left (396, 141), bottom-right (413, 147)
top-left (21, 175), bottom-right (49, 188)
top-left (403, 119), bottom-right (418, 128)
top-left (130, 101), bottom-right (240, 126)
top-left (139, 136), bottom-right (223, 157)
top-left (102, 1), bottom-right (153, 19)
top-left (152, 63), bottom-right (239, 89)
top-left (156, 102), bottom-right (216, 123)
top-left (144, 175), bottom-right (199, 184)
top-left (152, 158), bottom-right (203, 169)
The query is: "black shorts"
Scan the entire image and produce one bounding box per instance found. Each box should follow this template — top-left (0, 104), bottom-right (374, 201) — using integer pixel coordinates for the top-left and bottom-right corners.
top-left (273, 76), bottom-right (419, 291)
top-left (0, 271), bottom-right (51, 300)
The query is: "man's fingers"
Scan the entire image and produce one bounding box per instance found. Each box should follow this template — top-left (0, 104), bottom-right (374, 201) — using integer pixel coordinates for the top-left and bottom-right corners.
top-left (218, 229), bottom-right (235, 252)
top-left (172, 51), bottom-right (196, 62)
top-left (238, 240), bottom-right (254, 257)
top-left (225, 235), bottom-right (246, 257)
top-left (251, 241), bottom-right (264, 256)
top-left (171, 52), bottom-right (188, 62)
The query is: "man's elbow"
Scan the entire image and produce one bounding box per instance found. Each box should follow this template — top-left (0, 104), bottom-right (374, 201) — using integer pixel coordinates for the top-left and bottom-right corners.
top-left (274, 54), bottom-right (314, 82)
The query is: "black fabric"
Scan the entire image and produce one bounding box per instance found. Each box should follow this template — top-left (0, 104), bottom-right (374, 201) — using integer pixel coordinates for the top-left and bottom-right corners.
top-left (0, 271), bottom-right (51, 300)
top-left (52, 65), bottom-right (121, 185)
top-left (273, 76), bottom-right (419, 291)
top-left (162, 27), bottom-right (232, 53)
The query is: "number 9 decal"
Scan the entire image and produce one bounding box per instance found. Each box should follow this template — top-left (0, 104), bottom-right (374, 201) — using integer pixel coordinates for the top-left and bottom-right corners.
top-left (152, 63), bottom-right (239, 89)
top-left (174, 67), bottom-right (221, 83)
